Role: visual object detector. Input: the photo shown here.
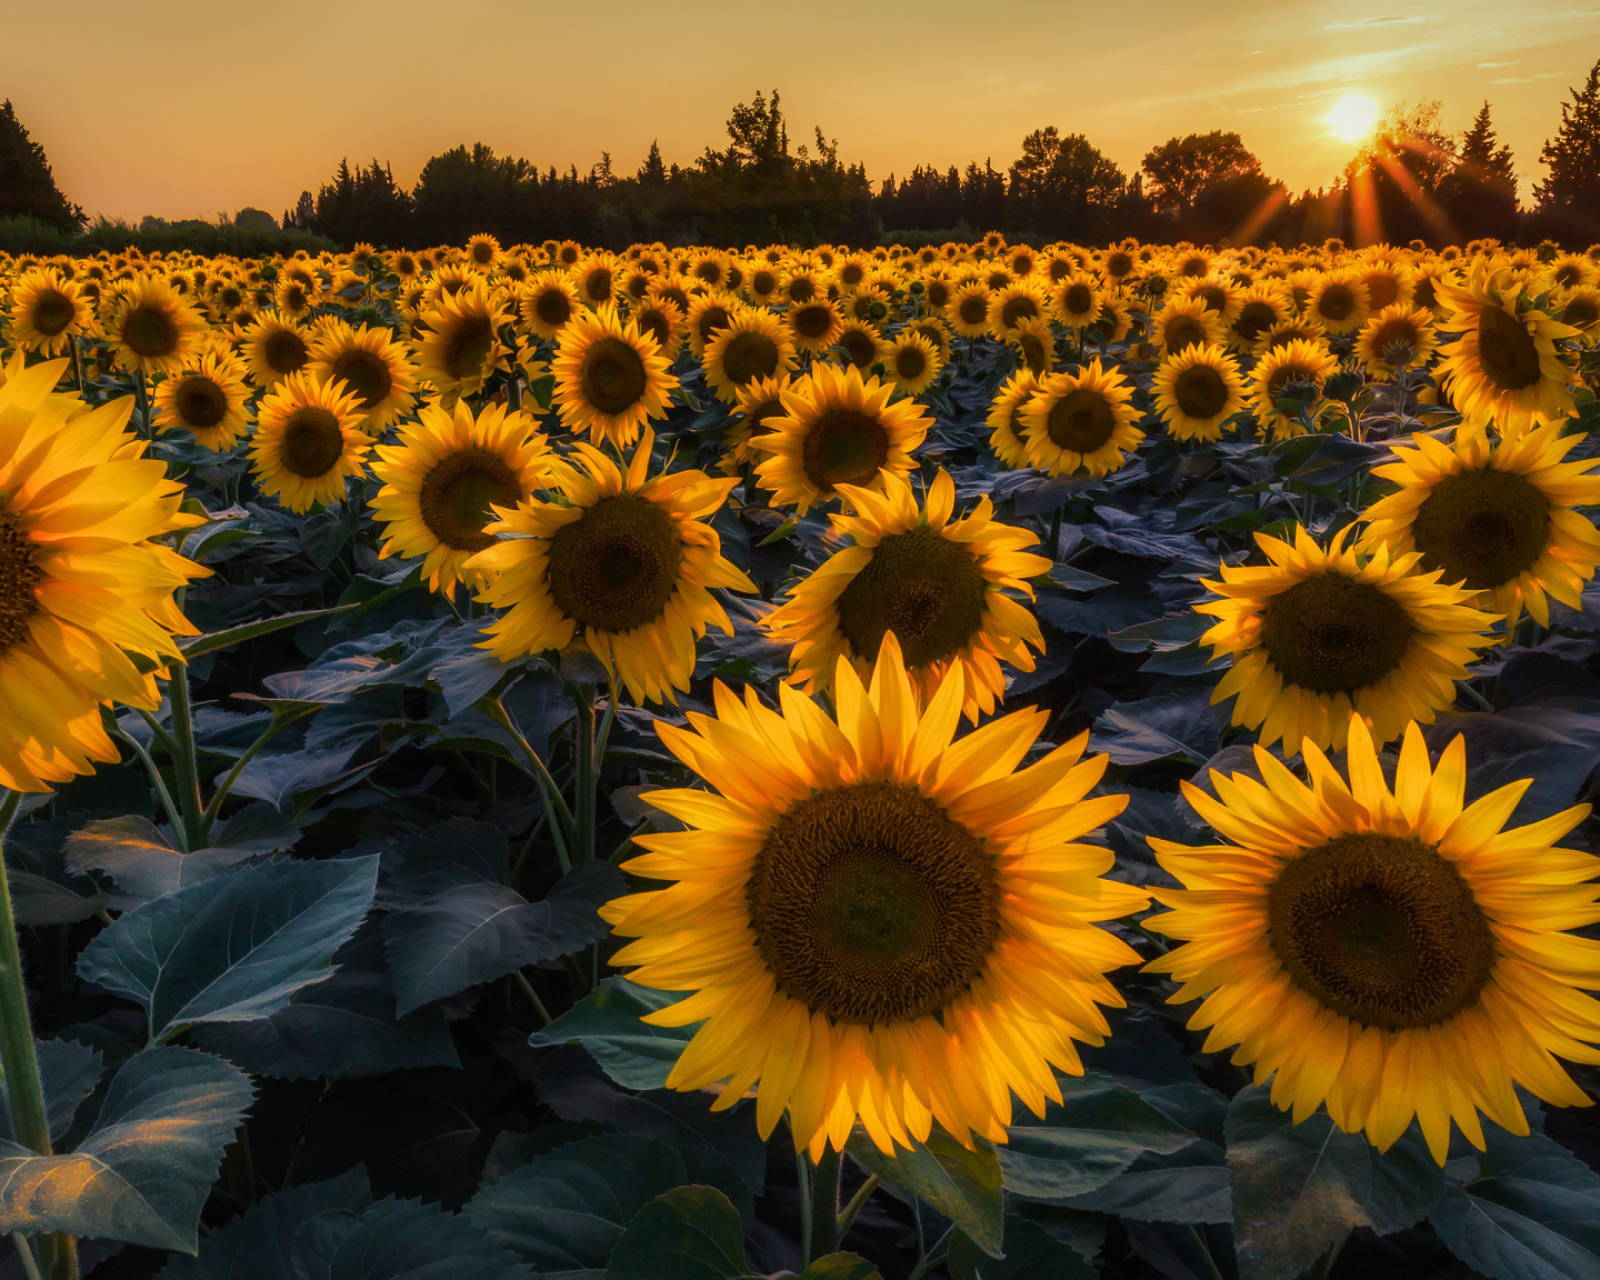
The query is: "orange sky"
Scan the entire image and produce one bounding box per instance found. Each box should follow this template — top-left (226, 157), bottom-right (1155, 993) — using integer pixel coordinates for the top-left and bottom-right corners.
top-left (5, 0), bottom-right (1597, 224)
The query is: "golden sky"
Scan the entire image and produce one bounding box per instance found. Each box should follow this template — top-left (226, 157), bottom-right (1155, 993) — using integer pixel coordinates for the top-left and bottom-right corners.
top-left (5, 0), bottom-right (1597, 223)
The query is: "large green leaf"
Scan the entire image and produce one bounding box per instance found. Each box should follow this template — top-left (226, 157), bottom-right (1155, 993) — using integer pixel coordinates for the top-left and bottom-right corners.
top-left (1226, 1085), bottom-right (1444, 1280)
top-left (0, 1047), bottom-right (253, 1253)
top-left (797, 1253), bottom-right (883, 1280)
top-left (295, 1194), bottom-right (533, 1280)
top-left (605, 1185), bottom-right (750, 1280)
top-left (180, 604), bottom-right (358, 657)
top-left (465, 1132), bottom-right (687, 1271)
top-left (947, 1215), bottom-right (1098, 1280)
top-left (848, 1127), bottom-right (1005, 1258)
top-left (76, 855), bottom-right (379, 1041)
top-left (528, 976), bottom-right (695, 1089)
top-left (0, 1039), bottom-right (104, 1148)
top-left (1429, 1124), bottom-right (1600, 1280)
top-left (65, 816), bottom-right (258, 902)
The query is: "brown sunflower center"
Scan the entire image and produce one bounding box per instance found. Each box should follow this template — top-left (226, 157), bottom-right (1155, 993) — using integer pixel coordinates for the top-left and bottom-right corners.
top-left (0, 510), bottom-right (42, 654)
top-left (1267, 362), bottom-right (1322, 401)
top-left (122, 304), bottom-right (179, 358)
top-left (582, 268), bottom-right (613, 302)
top-left (800, 409), bottom-right (891, 495)
top-left (1476, 303), bottom-right (1543, 391)
top-left (958, 295), bottom-right (988, 326)
top-left (718, 331), bottom-right (779, 386)
top-left (695, 305), bottom-right (732, 346)
top-left (443, 312), bottom-right (494, 382)
top-left (1317, 285), bottom-right (1356, 322)
top-left (788, 276), bottom-right (817, 304)
top-left (635, 309), bottom-right (672, 349)
top-left (471, 242), bottom-right (495, 264)
top-left (282, 284), bottom-right (309, 311)
top-left (792, 303), bottom-right (834, 340)
top-left (834, 528), bottom-right (988, 668)
top-left (1000, 295), bottom-right (1039, 328)
top-left (1411, 467), bottom-right (1551, 591)
top-left (1174, 364), bottom-right (1230, 420)
top-left (1062, 283), bottom-right (1095, 317)
top-left (747, 780), bottom-right (1000, 1026)
top-left (752, 269), bottom-right (778, 295)
top-left (279, 407), bottom-right (346, 478)
top-left (1260, 572), bottom-right (1413, 693)
top-left (1046, 388), bottom-right (1117, 453)
top-left (1269, 833), bottom-right (1495, 1031)
top-left (1367, 274), bottom-right (1401, 310)
top-left (546, 494), bottom-right (683, 633)
top-left (175, 376), bottom-right (229, 429)
top-left (1194, 284), bottom-right (1228, 312)
top-left (1018, 333), bottom-right (1049, 374)
top-left (263, 329), bottom-right (309, 376)
top-left (31, 290), bottom-right (76, 337)
top-left (535, 289), bottom-right (572, 327)
top-left (1106, 251), bottom-right (1133, 277)
top-left (332, 348), bottom-right (393, 409)
top-left (419, 447), bottom-right (522, 553)
top-left (1235, 301), bottom-right (1278, 342)
top-left (578, 336), bottom-right (648, 415)
top-left (838, 329), bottom-right (878, 370)
top-left (895, 344), bottom-right (928, 382)
top-left (1164, 315), bottom-right (1207, 352)
top-left (925, 281), bottom-right (950, 310)
top-left (1562, 297), bottom-right (1599, 330)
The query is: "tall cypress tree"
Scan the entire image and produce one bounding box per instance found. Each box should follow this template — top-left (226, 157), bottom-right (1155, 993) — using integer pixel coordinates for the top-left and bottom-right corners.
top-left (1535, 59), bottom-right (1600, 240)
top-left (1445, 101), bottom-right (1518, 242)
top-left (0, 100), bottom-right (84, 231)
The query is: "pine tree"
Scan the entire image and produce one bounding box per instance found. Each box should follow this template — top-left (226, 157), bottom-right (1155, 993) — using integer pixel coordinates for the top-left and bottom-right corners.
top-left (1536, 59), bottom-right (1600, 228)
top-left (0, 100), bottom-right (84, 231)
top-left (637, 140), bottom-right (666, 185)
top-left (1446, 101), bottom-right (1519, 241)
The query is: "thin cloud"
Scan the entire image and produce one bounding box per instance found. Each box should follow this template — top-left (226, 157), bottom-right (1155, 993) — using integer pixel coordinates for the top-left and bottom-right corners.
top-left (1325, 14), bottom-right (1424, 28)
top-left (1478, 60), bottom-right (1517, 67)
top-left (1493, 68), bottom-right (1574, 83)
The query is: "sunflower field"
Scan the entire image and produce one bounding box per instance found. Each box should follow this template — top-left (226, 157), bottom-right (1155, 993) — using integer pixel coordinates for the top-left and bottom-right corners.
top-left (2, 232), bottom-right (1600, 1280)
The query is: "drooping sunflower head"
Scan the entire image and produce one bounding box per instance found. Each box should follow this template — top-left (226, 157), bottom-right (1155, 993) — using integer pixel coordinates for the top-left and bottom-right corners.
top-left (1019, 357), bottom-right (1144, 478)
top-left (987, 368), bottom-right (1042, 469)
top-left (551, 303), bottom-right (678, 449)
top-left (1198, 524), bottom-right (1498, 753)
top-left (1360, 421), bottom-right (1600, 627)
top-left (1249, 337), bottom-right (1341, 440)
top-left (152, 348), bottom-right (251, 451)
top-left (369, 399), bottom-right (551, 595)
top-left (765, 468), bottom-right (1050, 721)
top-left (518, 271), bottom-right (585, 341)
top-left (414, 278), bottom-right (513, 406)
top-left (309, 322), bottom-right (419, 433)
top-left (702, 306), bottom-right (797, 405)
top-left (1152, 343), bottom-right (1246, 443)
top-left (630, 296), bottom-right (687, 364)
top-left (1147, 710), bottom-right (1600, 1163)
top-left (685, 289), bottom-right (741, 359)
top-left (8, 268), bottom-right (92, 356)
top-left (1152, 294), bottom-right (1225, 356)
top-left (751, 361), bottom-right (933, 516)
top-left (600, 630), bottom-right (1148, 1157)
top-left (273, 273), bottom-right (319, 319)
top-left (469, 428), bottom-right (755, 704)
top-left (248, 371), bottom-right (373, 514)
top-left (101, 274), bottom-right (207, 377)
top-left (1556, 285), bottom-right (1600, 342)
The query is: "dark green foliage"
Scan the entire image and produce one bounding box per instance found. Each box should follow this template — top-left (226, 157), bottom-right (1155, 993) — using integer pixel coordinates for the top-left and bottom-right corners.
top-left (0, 100), bottom-right (83, 231)
top-left (1535, 59), bottom-right (1600, 243)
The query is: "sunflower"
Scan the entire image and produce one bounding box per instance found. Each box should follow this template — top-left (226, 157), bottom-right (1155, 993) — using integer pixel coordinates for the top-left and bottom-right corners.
top-left (1360, 422), bottom-right (1600, 627)
top-left (1249, 338), bottom-right (1341, 441)
top-left (833, 320), bottom-right (884, 374)
top-left (1147, 711), bottom-right (1600, 1164)
top-left (1228, 283), bottom-right (1291, 352)
top-left (787, 299), bottom-right (844, 356)
top-left (1051, 274), bottom-right (1105, 331)
top-left (685, 290), bottom-right (741, 360)
top-left (1019, 358), bottom-right (1143, 478)
top-left (946, 282), bottom-right (993, 339)
top-left (101, 275), bottom-right (207, 377)
top-left (1152, 295), bottom-right (1225, 356)
top-left (1152, 345), bottom-right (1246, 443)
top-left (1355, 260), bottom-right (1413, 312)
top-left (238, 309), bottom-right (312, 386)
top-left (630, 296), bottom-right (687, 365)
top-left (573, 254), bottom-right (620, 309)
top-left (415, 279), bottom-right (514, 407)
top-left (764, 468), bottom-right (1049, 720)
top-left (751, 362), bottom-right (932, 515)
top-left (152, 347), bottom-right (251, 451)
top-left (1355, 304), bottom-right (1439, 381)
top-left (779, 267), bottom-right (823, 307)
top-left (369, 400), bottom-right (551, 595)
top-left (1255, 317), bottom-right (1329, 356)
top-left (703, 306), bottom-right (797, 405)
top-left (466, 233), bottom-right (501, 272)
top-left (1085, 297), bottom-right (1133, 348)
top-left (988, 369), bottom-right (1041, 469)
top-left (469, 428), bottom-right (754, 704)
top-left (308, 322), bottom-right (418, 433)
top-left (884, 331), bottom-right (943, 397)
top-left (599, 631), bottom-right (1149, 1158)
top-left (273, 274), bottom-right (318, 320)
top-left (722, 373), bottom-right (794, 471)
top-left (1180, 276), bottom-right (1243, 326)
top-left (905, 315), bottom-right (954, 364)
top-left (1306, 269), bottom-right (1371, 336)
top-left (1198, 524), bottom-right (1497, 753)
top-left (1556, 285), bottom-right (1600, 341)
top-left (9, 268), bottom-right (92, 356)
top-left (0, 359), bottom-right (207, 791)
top-left (987, 281), bottom-right (1050, 341)
top-left (551, 303), bottom-right (677, 450)
top-left (249, 372), bottom-right (372, 513)
top-left (518, 271), bottom-right (584, 341)
top-left (1435, 267), bottom-right (1579, 437)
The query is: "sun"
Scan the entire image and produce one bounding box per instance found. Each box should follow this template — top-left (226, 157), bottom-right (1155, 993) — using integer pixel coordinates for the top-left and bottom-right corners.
top-left (1325, 91), bottom-right (1380, 142)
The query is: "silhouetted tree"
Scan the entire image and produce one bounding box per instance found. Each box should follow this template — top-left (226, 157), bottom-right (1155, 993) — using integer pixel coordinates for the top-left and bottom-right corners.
top-left (1008, 128), bottom-right (1125, 242)
top-left (0, 100), bottom-right (84, 231)
top-left (1442, 102), bottom-right (1518, 242)
top-left (637, 141), bottom-right (666, 185)
top-left (1534, 59), bottom-right (1600, 244)
top-left (310, 159), bottom-right (413, 248)
top-left (1343, 100), bottom-right (1456, 245)
top-left (1143, 132), bottom-right (1262, 215)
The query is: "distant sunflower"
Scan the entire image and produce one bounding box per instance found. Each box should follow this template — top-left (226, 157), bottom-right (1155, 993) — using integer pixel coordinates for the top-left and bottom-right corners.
top-left (787, 299), bottom-right (844, 356)
top-left (1198, 524), bottom-right (1497, 753)
top-left (833, 319), bottom-right (884, 373)
top-left (518, 271), bottom-right (584, 341)
top-left (308, 322), bottom-right (418, 433)
top-left (1007, 315), bottom-right (1055, 376)
top-left (946, 282), bottom-right (993, 338)
top-left (102, 275), bottom-right (206, 377)
top-left (600, 632), bottom-right (1149, 1158)
top-left (1085, 296), bottom-right (1133, 348)
top-left (0, 360), bottom-right (207, 792)
top-left (1152, 344), bottom-right (1246, 443)
top-left (702, 306), bottom-right (797, 405)
top-left (1306, 269), bottom-right (1371, 336)
top-left (885, 331), bottom-right (943, 397)
top-left (685, 290), bottom-right (740, 360)
top-left (1360, 422), bottom-right (1600, 627)
top-left (751, 362), bottom-right (932, 515)
top-left (238, 309), bottom-right (312, 386)
top-left (9, 268), bottom-right (92, 356)
top-left (1051, 273), bottom-right (1104, 331)
top-left (1435, 267), bottom-right (1579, 437)
top-left (370, 399), bottom-right (550, 595)
top-left (1020, 358), bottom-right (1143, 478)
top-left (466, 233), bottom-right (501, 272)
top-left (987, 281), bottom-right (1050, 341)
top-left (469, 428), bottom-right (755, 703)
top-left (722, 373), bottom-right (793, 471)
top-left (1152, 296), bottom-right (1225, 356)
top-left (152, 348), bottom-right (251, 451)
top-left (1180, 276), bottom-right (1243, 325)
top-left (1249, 338), bottom-right (1340, 441)
top-left (1147, 712), bottom-right (1600, 1164)
top-left (273, 274), bottom-right (318, 320)
top-left (988, 369), bottom-right (1041, 468)
top-left (906, 315), bottom-right (954, 364)
top-left (415, 279), bottom-right (513, 407)
top-left (630, 296), bottom-right (687, 364)
top-left (1228, 283), bottom-right (1291, 352)
top-left (1355, 304), bottom-right (1439, 381)
top-left (1255, 316), bottom-right (1328, 355)
top-left (779, 267), bottom-right (822, 307)
top-left (551, 303), bottom-right (677, 449)
top-left (1557, 285), bottom-right (1600, 341)
top-left (249, 372), bottom-right (372, 513)
top-left (764, 468), bottom-right (1049, 719)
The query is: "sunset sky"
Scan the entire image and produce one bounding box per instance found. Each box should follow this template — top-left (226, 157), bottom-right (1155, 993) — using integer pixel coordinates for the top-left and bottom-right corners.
top-left (5, 0), bottom-right (1597, 224)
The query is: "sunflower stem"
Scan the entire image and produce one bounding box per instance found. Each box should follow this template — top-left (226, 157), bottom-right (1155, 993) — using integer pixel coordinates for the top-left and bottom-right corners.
top-left (166, 664), bottom-right (208, 854)
top-left (834, 1173), bottom-right (879, 1244)
top-left (133, 371), bottom-right (150, 440)
top-left (795, 1150), bottom-right (813, 1268)
top-left (484, 696), bottom-right (576, 846)
top-left (804, 1145), bottom-right (843, 1266)
top-left (569, 683), bottom-right (596, 864)
top-left (1187, 1225), bottom-right (1226, 1280)
top-left (513, 970), bottom-right (552, 1025)
top-left (202, 709), bottom-right (301, 832)
top-left (11, 1234), bottom-right (42, 1280)
top-left (1047, 507), bottom-right (1063, 559)
top-left (0, 790), bottom-right (78, 1280)
top-left (1456, 680), bottom-right (1496, 714)
top-left (115, 727), bottom-right (187, 849)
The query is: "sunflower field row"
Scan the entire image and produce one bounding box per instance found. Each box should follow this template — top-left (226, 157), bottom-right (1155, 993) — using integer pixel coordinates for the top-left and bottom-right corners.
top-left (1, 231), bottom-right (1600, 1280)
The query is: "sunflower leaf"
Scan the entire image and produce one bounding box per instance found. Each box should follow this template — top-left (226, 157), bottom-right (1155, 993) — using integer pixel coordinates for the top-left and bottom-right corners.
top-left (604, 1185), bottom-right (749, 1280)
top-left (847, 1127), bottom-right (1005, 1257)
top-left (947, 1215), bottom-right (1097, 1279)
top-left (528, 977), bottom-right (695, 1090)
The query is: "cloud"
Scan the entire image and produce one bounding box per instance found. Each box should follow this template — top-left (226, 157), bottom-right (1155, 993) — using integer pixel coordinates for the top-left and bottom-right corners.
top-left (1324, 14), bottom-right (1424, 28)
top-left (1493, 69), bottom-right (1575, 83)
top-left (1478, 60), bottom-right (1517, 67)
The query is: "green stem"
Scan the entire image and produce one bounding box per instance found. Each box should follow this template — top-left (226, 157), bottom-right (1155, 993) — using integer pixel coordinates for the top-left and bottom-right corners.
top-left (166, 666), bottom-right (206, 853)
top-left (0, 790), bottom-right (77, 1280)
top-left (795, 1150), bottom-right (813, 1270)
top-left (1456, 680), bottom-right (1496, 714)
top-left (805, 1145), bottom-right (842, 1266)
top-left (1187, 1224), bottom-right (1226, 1280)
top-left (1048, 506), bottom-right (1063, 559)
top-left (834, 1173), bottom-right (879, 1245)
top-left (608, 818), bottom-right (650, 865)
top-left (201, 711), bottom-right (295, 829)
top-left (513, 970), bottom-right (552, 1025)
top-left (11, 1234), bottom-right (42, 1280)
top-left (114, 728), bottom-right (186, 847)
top-left (484, 697), bottom-right (576, 840)
top-left (570, 685), bottom-right (595, 865)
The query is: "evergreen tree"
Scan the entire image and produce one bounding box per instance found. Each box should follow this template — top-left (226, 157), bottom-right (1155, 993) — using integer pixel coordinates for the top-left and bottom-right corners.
top-left (0, 100), bottom-right (84, 231)
top-left (1535, 59), bottom-right (1600, 240)
top-left (1445, 102), bottom-right (1518, 242)
top-left (637, 140), bottom-right (666, 185)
